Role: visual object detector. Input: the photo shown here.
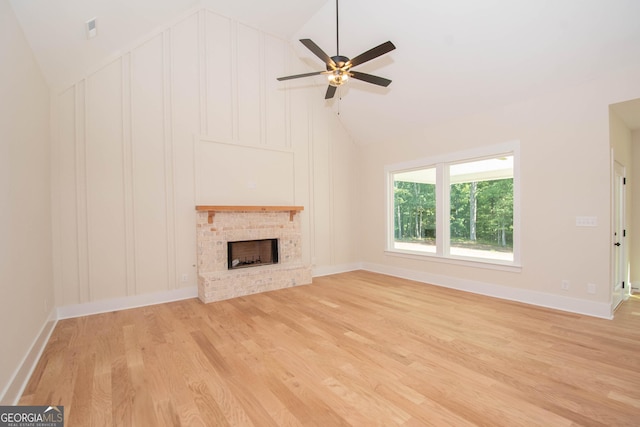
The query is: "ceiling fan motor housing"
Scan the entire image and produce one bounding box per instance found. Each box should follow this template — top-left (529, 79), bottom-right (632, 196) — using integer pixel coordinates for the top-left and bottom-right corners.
top-left (329, 55), bottom-right (350, 70)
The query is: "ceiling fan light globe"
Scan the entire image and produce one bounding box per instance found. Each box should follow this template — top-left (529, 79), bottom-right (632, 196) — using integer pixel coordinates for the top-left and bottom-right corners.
top-left (328, 70), bottom-right (349, 87)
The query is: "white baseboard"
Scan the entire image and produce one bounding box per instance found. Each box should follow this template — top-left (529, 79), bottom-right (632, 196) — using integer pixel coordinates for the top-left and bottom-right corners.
top-left (312, 262), bottom-right (362, 278)
top-left (0, 309), bottom-right (58, 405)
top-left (361, 262), bottom-right (613, 319)
top-left (57, 286), bottom-right (198, 319)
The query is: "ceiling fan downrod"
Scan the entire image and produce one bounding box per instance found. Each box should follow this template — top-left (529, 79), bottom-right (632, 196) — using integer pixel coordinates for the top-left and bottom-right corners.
top-left (336, 0), bottom-right (340, 56)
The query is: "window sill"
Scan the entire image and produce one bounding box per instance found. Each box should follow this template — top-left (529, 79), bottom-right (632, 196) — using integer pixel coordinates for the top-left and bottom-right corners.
top-left (384, 249), bottom-right (522, 273)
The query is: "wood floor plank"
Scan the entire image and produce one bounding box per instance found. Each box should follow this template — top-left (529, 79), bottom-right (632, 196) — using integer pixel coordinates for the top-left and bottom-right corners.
top-left (19, 271), bottom-right (640, 425)
top-left (89, 371), bottom-right (112, 427)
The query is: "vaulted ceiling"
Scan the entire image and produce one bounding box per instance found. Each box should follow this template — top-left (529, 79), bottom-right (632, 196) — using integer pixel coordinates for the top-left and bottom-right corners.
top-left (10, 0), bottom-right (640, 145)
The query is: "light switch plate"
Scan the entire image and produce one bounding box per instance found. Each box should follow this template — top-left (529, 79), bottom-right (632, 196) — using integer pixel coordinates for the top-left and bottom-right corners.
top-left (576, 216), bottom-right (598, 227)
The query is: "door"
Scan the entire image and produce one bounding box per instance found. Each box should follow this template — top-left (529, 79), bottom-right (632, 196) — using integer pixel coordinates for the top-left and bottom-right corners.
top-left (612, 161), bottom-right (626, 310)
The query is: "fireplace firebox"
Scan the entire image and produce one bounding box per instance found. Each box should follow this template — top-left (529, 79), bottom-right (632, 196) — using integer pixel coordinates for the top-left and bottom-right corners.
top-left (227, 238), bottom-right (279, 270)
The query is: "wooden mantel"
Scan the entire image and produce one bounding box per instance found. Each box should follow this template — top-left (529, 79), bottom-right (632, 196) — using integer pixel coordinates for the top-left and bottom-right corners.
top-left (196, 205), bottom-right (304, 223)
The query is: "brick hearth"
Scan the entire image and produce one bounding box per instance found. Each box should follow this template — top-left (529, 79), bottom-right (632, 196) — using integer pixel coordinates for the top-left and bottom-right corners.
top-left (195, 206), bottom-right (312, 303)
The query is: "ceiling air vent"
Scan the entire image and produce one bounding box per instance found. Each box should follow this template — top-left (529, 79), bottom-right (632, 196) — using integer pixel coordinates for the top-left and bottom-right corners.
top-left (85, 17), bottom-right (97, 39)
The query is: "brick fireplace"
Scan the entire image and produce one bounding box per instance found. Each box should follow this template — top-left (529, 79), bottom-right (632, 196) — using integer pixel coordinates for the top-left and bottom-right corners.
top-left (195, 206), bottom-right (312, 303)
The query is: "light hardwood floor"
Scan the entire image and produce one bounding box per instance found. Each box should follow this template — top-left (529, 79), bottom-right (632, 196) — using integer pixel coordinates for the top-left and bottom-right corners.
top-left (20, 271), bottom-right (640, 426)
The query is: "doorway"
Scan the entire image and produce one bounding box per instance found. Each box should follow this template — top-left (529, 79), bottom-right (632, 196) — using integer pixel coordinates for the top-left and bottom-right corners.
top-left (612, 160), bottom-right (626, 310)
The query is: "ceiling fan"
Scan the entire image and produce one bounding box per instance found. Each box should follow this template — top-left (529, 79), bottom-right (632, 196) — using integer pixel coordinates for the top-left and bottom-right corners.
top-left (277, 0), bottom-right (396, 99)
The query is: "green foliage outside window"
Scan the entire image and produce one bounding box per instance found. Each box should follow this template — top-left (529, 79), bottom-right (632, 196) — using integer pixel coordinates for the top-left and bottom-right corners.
top-left (394, 181), bottom-right (436, 241)
top-left (394, 178), bottom-right (513, 250)
top-left (450, 179), bottom-right (513, 248)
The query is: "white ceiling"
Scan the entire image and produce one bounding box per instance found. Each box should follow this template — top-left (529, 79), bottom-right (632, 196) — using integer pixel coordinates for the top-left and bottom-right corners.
top-left (9, 0), bottom-right (327, 88)
top-left (295, 0), bottom-right (640, 145)
top-left (10, 0), bottom-right (640, 145)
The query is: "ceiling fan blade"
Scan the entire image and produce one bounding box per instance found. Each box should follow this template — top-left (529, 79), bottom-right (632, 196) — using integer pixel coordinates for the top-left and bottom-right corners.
top-left (349, 71), bottom-right (392, 87)
top-left (277, 71), bottom-right (326, 81)
top-left (325, 85), bottom-right (337, 99)
top-left (348, 41), bottom-right (396, 68)
top-left (300, 39), bottom-right (337, 68)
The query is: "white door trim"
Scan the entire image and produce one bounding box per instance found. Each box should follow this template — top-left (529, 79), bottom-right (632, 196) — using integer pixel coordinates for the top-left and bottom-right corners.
top-left (612, 157), bottom-right (627, 312)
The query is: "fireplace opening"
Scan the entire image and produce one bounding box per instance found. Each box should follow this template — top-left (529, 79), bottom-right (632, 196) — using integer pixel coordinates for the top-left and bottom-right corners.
top-left (228, 238), bottom-right (279, 270)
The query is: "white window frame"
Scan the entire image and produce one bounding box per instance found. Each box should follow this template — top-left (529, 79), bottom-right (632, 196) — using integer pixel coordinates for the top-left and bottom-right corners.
top-left (385, 141), bottom-right (521, 271)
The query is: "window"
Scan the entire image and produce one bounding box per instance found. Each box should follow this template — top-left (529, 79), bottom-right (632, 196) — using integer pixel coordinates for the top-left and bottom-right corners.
top-left (393, 167), bottom-right (437, 254)
top-left (387, 142), bottom-right (520, 267)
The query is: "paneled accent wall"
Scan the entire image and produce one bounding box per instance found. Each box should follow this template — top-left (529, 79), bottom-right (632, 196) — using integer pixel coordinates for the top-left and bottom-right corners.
top-left (51, 8), bottom-right (359, 307)
top-left (195, 138), bottom-right (295, 206)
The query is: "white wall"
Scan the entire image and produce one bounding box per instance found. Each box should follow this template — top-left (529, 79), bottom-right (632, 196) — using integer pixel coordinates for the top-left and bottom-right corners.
top-left (0, 0), bottom-right (54, 403)
top-left (51, 8), bottom-right (359, 309)
top-left (631, 131), bottom-right (640, 288)
top-left (357, 64), bottom-right (640, 318)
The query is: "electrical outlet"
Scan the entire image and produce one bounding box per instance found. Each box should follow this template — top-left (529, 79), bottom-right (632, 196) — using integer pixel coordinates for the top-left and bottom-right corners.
top-left (587, 283), bottom-right (596, 294)
top-left (561, 280), bottom-right (570, 291)
top-left (181, 273), bottom-right (188, 283)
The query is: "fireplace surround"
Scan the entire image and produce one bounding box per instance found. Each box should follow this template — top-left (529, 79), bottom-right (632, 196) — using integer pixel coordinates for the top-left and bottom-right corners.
top-left (195, 206), bottom-right (312, 303)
